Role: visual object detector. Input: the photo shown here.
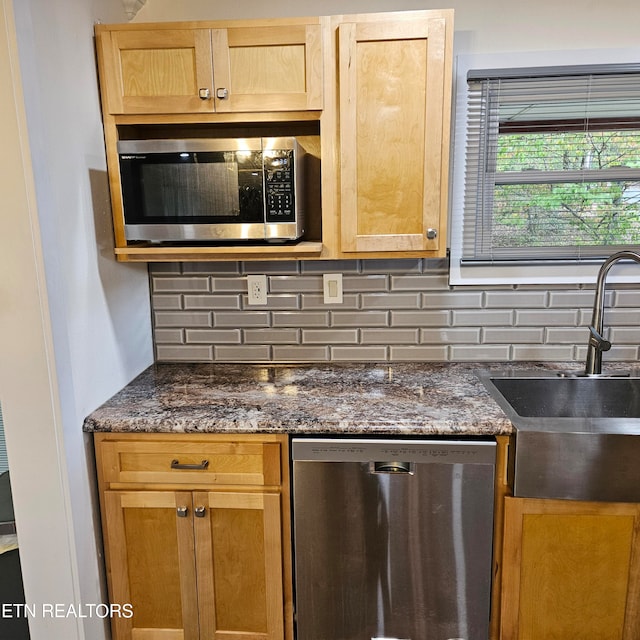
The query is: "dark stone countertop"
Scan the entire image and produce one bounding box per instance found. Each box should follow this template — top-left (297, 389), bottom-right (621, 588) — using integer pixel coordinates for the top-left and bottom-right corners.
top-left (82, 361), bottom-right (589, 437)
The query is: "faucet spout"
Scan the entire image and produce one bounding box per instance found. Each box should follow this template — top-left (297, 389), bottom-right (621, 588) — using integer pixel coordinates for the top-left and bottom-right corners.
top-left (585, 250), bottom-right (640, 375)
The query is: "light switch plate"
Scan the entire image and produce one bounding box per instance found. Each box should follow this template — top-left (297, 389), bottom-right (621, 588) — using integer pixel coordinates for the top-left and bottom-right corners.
top-left (323, 273), bottom-right (343, 304)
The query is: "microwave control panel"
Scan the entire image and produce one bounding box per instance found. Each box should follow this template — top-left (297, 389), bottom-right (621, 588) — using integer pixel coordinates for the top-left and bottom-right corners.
top-left (265, 150), bottom-right (296, 223)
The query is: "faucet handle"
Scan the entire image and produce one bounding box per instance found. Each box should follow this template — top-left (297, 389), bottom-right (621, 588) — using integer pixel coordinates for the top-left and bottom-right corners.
top-left (589, 326), bottom-right (612, 352)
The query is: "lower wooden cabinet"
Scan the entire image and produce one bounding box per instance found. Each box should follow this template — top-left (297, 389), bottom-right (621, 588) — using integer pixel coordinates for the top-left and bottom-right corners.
top-left (94, 433), bottom-right (292, 640)
top-left (500, 497), bottom-right (640, 640)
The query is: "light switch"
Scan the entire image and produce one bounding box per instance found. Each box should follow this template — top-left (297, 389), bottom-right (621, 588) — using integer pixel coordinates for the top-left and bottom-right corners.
top-left (323, 273), bottom-right (343, 304)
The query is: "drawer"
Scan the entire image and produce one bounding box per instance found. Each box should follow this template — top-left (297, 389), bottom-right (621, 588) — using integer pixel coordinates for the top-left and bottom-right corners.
top-left (98, 438), bottom-right (281, 487)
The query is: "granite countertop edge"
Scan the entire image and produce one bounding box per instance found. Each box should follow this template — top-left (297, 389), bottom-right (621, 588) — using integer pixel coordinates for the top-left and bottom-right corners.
top-left (82, 361), bottom-right (600, 437)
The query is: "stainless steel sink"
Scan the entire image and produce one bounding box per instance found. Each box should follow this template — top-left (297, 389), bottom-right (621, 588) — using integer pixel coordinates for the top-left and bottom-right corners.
top-left (488, 375), bottom-right (640, 420)
top-left (478, 370), bottom-right (640, 502)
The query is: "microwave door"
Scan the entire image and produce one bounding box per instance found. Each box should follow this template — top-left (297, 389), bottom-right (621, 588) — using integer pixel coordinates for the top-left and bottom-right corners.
top-left (120, 149), bottom-right (267, 242)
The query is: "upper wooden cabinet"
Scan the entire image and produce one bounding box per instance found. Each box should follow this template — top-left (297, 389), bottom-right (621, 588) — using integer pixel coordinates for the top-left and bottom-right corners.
top-left (93, 11), bottom-right (454, 262)
top-left (96, 21), bottom-right (323, 115)
top-left (336, 11), bottom-right (453, 256)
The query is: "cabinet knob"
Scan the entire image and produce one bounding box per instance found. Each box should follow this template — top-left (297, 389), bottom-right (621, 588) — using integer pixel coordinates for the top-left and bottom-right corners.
top-left (198, 88), bottom-right (211, 100)
top-left (426, 228), bottom-right (438, 239)
top-left (194, 506), bottom-right (206, 518)
top-left (176, 506), bottom-right (189, 518)
top-left (216, 87), bottom-right (229, 100)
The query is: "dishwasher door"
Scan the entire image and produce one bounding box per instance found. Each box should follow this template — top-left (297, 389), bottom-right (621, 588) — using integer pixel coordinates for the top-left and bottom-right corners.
top-left (291, 438), bottom-right (496, 640)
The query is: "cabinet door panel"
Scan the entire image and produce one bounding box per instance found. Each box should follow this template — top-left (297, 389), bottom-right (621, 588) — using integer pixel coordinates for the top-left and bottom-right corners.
top-left (100, 29), bottom-right (214, 114)
top-left (501, 497), bottom-right (640, 640)
top-left (104, 491), bottom-right (199, 640)
top-left (194, 491), bottom-right (284, 640)
top-left (339, 17), bottom-right (450, 254)
top-left (212, 24), bottom-right (322, 112)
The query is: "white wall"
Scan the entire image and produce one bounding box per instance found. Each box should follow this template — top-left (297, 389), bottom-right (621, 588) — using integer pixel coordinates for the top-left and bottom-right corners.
top-left (135, 0), bottom-right (640, 54)
top-left (1, 0), bottom-right (153, 638)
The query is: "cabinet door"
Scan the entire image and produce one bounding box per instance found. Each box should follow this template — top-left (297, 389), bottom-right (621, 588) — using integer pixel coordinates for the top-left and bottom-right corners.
top-left (211, 24), bottom-right (322, 112)
top-left (501, 497), bottom-right (640, 640)
top-left (338, 16), bottom-right (452, 254)
top-left (98, 29), bottom-right (215, 114)
top-left (194, 491), bottom-right (284, 640)
top-left (104, 491), bottom-right (200, 640)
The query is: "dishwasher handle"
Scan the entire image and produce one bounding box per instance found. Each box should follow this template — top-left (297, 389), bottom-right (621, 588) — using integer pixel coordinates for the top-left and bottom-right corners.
top-left (370, 461), bottom-right (413, 474)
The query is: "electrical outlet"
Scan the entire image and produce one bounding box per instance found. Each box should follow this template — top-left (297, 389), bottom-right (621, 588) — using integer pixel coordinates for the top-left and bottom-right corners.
top-left (323, 273), bottom-right (343, 304)
top-left (247, 274), bottom-right (268, 305)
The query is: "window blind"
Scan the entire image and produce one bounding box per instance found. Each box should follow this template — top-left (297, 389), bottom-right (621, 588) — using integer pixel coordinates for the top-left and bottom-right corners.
top-left (463, 65), bottom-right (640, 263)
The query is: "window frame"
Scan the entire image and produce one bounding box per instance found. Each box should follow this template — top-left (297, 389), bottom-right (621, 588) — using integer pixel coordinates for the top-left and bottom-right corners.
top-left (450, 49), bottom-right (640, 285)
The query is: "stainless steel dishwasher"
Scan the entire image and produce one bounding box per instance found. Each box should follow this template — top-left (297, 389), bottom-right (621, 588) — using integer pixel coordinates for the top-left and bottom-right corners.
top-left (291, 437), bottom-right (496, 640)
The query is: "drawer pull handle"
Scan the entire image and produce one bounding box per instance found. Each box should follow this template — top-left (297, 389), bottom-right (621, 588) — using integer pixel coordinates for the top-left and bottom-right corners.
top-left (171, 459), bottom-right (210, 470)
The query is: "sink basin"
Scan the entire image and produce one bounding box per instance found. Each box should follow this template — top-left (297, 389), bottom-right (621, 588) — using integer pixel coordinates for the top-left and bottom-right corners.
top-left (488, 375), bottom-right (640, 419)
top-left (478, 370), bottom-right (640, 502)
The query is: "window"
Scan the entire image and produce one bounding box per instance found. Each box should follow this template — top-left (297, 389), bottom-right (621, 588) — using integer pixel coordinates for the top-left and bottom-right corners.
top-left (451, 59), bottom-right (640, 284)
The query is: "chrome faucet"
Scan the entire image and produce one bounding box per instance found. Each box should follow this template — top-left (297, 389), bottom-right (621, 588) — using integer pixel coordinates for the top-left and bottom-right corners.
top-left (585, 250), bottom-right (640, 375)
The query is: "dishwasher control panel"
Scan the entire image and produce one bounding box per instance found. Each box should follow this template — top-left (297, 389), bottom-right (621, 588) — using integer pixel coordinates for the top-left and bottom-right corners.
top-left (291, 437), bottom-right (496, 465)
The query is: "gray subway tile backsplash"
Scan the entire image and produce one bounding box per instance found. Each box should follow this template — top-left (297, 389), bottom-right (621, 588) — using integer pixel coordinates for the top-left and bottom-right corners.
top-left (154, 328), bottom-right (184, 344)
top-left (361, 328), bottom-right (419, 344)
top-left (449, 345), bottom-right (512, 361)
top-left (182, 262), bottom-right (240, 275)
top-left (244, 329), bottom-right (300, 344)
top-left (156, 344), bottom-right (213, 361)
top-left (614, 290), bottom-right (640, 307)
top-left (391, 310), bottom-right (451, 327)
top-left (391, 274), bottom-right (449, 291)
top-left (515, 309), bottom-right (579, 326)
top-left (183, 295), bottom-right (241, 310)
top-left (511, 345), bottom-right (575, 361)
top-left (330, 346), bottom-right (389, 361)
top-left (269, 275), bottom-right (323, 293)
top-left (149, 259), bottom-right (640, 364)
top-left (361, 292), bottom-right (421, 310)
top-left (272, 311), bottom-right (331, 328)
top-left (302, 294), bottom-right (359, 310)
top-left (484, 291), bottom-right (548, 308)
top-left (343, 274), bottom-right (388, 292)
top-left (152, 276), bottom-right (210, 292)
top-left (154, 311), bottom-right (212, 328)
top-left (215, 345), bottom-right (271, 361)
top-left (271, 345), bottom-right (330, 361)
top-left (185, 329), bottom-right (241, 344)
top-left (599, 308), bottom-right (640, 326)
top-left (302, 329), bottom-right (359, 344)
top-left (482, 327), bottom-right (544, 344)
top-left (213, 311), bottom-right (270, 327)
top-left (389, 345), bottom-right (448, 361)
top-left (332, 311), bottom-right (389, 327)
top-left (547, 290), bottom-right (605, 308)
top-left (421, 328), bottom-right (481, 344)
top-left (152, 294), bottom-right (183, 310)
top-left (451, 310), bottom-right (513, 326)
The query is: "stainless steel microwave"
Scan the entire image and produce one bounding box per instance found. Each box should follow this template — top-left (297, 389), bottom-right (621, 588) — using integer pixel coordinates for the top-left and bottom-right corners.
top-left (118, 137), bottom-right (306, 243)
